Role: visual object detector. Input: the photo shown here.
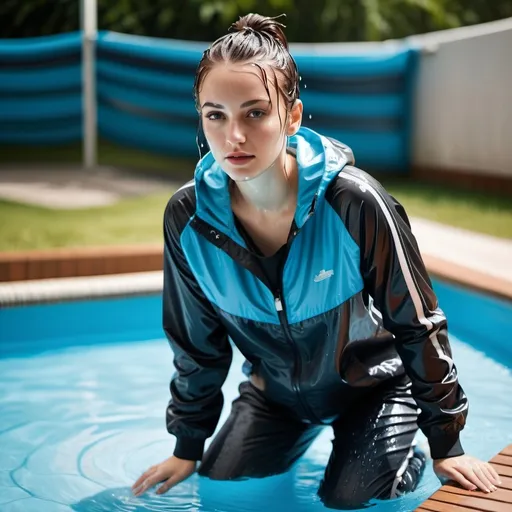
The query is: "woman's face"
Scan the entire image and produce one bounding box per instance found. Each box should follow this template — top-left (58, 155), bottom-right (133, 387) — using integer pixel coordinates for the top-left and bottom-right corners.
top-left (199, 62), bottom-right (301, 181)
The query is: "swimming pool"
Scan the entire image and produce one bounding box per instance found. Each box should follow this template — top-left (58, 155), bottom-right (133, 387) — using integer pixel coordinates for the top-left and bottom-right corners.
top-left (1, 280), bottom-right (511, 512)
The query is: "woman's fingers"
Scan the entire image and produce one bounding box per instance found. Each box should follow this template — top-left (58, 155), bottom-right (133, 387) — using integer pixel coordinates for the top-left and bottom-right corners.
top-left (457, 465), bottom-right (492, 492)
top-left (133, 470), bottom-right (166, 497)
top-left (479, 464), bottom-right (497, 488)
top-left (132, 466), bottom-right (157, 493)
top-left (156, 475), bottom-right (181, 495)
top-left (484, 463), bottom-right (503, 486)
top-left (444, 467), bottom-right (477, 491)
top-left (473, 465), bottom-right (495, 492)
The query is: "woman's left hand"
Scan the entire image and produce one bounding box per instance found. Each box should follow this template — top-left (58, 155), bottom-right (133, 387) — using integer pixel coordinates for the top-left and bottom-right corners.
top-left (433, 454), bottom-right (502, 493)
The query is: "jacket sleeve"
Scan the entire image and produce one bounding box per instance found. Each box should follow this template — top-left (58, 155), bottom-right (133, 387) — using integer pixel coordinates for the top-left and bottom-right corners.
top-left (162, 198), bottom-right (232, 461)
top-left (355, 176), bottom-right (468, 460)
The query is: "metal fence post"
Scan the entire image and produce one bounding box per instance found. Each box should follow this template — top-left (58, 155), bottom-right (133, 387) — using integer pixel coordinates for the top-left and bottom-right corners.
top-left (81, 0), bottom-right (97, 170)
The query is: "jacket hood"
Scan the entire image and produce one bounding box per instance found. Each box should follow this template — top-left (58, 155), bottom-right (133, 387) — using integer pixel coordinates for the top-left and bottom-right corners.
top-left (193, 126), bottom-right (354, 244)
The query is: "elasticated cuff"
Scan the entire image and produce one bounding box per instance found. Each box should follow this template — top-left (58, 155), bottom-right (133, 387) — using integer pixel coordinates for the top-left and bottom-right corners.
top-left (173, 436), bottom-right (205, 461)
top-left (429, 434), bottom-right (464, 460)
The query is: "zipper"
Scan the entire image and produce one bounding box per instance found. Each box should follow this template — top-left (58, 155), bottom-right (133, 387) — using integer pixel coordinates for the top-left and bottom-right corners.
top-left (274, 262), bottom-right (320, 424)
top-left (196, 211), bottom-right (321, 422)
top-left (270, 214), bottom-right (322, 423)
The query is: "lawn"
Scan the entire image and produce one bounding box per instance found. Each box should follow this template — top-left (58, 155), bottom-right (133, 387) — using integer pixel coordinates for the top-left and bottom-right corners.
top-left (0, 191), bottom-right (175, 251)
top-left (0, 140), bottom-right (510, 251)
top-left (383, 180), bottom-right (512, 240)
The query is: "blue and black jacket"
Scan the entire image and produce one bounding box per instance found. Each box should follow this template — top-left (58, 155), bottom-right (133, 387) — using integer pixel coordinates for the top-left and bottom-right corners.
top-left (162, 126), bottom-right (468, 462)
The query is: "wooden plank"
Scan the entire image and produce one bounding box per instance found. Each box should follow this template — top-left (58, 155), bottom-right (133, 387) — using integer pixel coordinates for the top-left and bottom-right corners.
top-left (497, 475), bottom-right (512, 491)
top-left (442, 485), bottom-right (512, 504)
top-left (416, 501), bottom-right (491, 512)
top-left (491, 454), bottom-right (512, 467)
top-left (492, 463), bottom-right (512, 478)
top-left (418, 445), bottom-right (512, 512)
top-left (431, 490), bottom-right (512, 512)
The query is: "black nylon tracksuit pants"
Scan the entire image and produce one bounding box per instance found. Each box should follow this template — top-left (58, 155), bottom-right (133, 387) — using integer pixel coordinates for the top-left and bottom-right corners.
top-left (197, 375), bottom-right (426, 510)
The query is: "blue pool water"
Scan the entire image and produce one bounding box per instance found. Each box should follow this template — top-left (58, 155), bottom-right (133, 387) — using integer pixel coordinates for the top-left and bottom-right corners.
top-left (1, 286), bottom-right (511, 512)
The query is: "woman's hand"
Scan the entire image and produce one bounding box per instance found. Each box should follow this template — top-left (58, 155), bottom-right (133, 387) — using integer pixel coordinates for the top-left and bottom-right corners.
top-left (433, 455), bottom-right (502, 493)
top-left (131, 456), bottom-right (197, 496)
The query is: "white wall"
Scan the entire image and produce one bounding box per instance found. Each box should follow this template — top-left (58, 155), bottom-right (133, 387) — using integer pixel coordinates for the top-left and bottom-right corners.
top-left (407, 18), bottom-right (512, 177)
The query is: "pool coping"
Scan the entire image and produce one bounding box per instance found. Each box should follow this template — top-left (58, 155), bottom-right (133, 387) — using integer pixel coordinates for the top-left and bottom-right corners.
top-left (416, 443), bottom-right (512, 511)
top-left (0, 245), bottom-right (510, 306)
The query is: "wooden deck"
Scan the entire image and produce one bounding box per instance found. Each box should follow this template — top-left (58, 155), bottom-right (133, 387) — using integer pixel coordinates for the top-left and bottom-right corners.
top-left (416, 444), bottom-right (512, 512)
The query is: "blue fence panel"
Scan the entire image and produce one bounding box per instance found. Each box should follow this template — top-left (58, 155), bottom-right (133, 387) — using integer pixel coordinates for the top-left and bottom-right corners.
top-left (0, 32), bottom-right (81, 60)
top-left (0, 30), bottom-right (420, 172)
top-left (0, 94), bottom-right (81, 121)
top-left (0, 65), bottom-right (81, 92)
top-left (0, 31), bottom-right (82, 144)
top-left (0, 124), bottom-right (82, 144)
top-left (98, 102), bottom-right (198, 156)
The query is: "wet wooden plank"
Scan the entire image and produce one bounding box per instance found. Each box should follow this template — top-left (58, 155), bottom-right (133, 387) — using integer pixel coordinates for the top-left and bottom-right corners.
top-left (432, 490), bottom-right (512, 511)
top-left (417, 502), bottom-right (488, 512)
top-left (442, 485), bottom-right (512, 504)
top-left (416, 444), bottom-right (512, 512)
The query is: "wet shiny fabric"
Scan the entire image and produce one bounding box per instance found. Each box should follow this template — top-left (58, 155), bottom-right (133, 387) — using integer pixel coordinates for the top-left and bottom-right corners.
top-left (198, 377), bottom-right (425, 510)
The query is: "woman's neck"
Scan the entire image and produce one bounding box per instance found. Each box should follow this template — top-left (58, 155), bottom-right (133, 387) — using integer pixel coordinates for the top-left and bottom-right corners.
top-left (232, 152), bottom-right (297, 213)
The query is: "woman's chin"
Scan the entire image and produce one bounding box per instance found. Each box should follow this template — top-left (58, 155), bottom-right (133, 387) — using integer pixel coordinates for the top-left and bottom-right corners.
top-left (225, 164), bottom-right (264, 182)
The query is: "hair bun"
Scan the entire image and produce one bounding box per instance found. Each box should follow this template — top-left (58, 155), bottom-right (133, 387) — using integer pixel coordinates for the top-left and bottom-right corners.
top-left (230, 13), bottom-right (289, 49)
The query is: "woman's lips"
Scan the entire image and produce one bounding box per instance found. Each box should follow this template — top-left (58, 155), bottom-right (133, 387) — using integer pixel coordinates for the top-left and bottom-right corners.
top-left (226, 155), bottom-right (255, 165)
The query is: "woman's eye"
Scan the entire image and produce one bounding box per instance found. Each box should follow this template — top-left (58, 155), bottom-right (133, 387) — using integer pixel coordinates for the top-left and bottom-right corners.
top-left (205, 112), bottom-right (224, 121)
top-left (248, 110), bottom-right (265, 119)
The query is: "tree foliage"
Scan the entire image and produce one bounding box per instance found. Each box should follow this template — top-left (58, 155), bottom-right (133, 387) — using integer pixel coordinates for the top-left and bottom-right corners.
top-left (0, 0), bottom-right (511, 41)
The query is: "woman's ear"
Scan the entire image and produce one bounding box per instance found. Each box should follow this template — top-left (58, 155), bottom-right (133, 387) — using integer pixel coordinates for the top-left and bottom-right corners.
top-left (287, 99), bottom-right (303, 136)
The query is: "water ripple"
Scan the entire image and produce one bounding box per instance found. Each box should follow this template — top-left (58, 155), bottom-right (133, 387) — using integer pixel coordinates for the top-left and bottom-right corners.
top-left (0, 336), bottom-right (511, 512)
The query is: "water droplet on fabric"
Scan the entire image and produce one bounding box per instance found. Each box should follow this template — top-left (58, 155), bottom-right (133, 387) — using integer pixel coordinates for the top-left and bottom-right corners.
top-left (201, 144), bottom-right (204, 148)
top-left (309, 115), bottom-right (312, 120)
top-left (299, 76), bottom-right (302, 81)
top-left (304, 84), bottom-right (307, 89)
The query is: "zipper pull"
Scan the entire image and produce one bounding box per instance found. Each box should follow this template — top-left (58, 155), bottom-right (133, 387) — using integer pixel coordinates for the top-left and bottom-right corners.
top-left (275, 296), bottom-right (283, 312)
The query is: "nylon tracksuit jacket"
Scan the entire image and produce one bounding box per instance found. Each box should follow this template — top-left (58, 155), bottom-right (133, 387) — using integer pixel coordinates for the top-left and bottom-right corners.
top-left (162, 126), bottom-right (468, 462)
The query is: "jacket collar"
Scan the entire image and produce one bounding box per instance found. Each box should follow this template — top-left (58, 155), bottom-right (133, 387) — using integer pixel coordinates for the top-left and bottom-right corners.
top-left (193, 126), bottom-right (353, 242)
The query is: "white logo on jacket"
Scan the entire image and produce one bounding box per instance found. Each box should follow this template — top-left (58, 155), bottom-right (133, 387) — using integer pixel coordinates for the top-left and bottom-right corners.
top-left (314, 269), bottom-right (334, 282)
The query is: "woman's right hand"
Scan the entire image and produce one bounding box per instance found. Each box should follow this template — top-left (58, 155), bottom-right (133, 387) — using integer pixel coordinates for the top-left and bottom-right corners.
top-left (131, 456), bottom-right (197, 496)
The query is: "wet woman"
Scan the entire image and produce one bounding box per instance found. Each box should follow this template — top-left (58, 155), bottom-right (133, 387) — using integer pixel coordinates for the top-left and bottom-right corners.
top-left (132, 13), bottom-right (501, 509)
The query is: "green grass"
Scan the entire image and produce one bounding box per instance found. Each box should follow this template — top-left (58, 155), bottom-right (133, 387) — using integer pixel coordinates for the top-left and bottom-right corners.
top-left (383, 179), bottom-right (512, 240)
top-left (0, 191), bottom-right (175, 251)
top-left (0, 141), bottom-right (510, 251)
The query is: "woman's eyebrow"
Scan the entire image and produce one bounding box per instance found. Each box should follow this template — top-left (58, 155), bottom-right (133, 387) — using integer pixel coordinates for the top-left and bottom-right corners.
top-left (240, 99), bottom-right (269, 108)
top-left (201, 99), bottom-right (269, 109)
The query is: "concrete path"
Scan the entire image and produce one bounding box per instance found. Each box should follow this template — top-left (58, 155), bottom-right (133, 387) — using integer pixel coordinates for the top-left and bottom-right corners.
top-left (410, 218), bottom-right (512, 284)
top-left (0, 166), bottom-right (175, 208)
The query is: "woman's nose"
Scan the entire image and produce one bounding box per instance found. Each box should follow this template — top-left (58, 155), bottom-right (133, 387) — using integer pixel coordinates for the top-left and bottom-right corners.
top-left (226, 121), bottom-right (246, 145)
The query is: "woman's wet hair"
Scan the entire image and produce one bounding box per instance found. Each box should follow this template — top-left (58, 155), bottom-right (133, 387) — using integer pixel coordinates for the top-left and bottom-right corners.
top-left (193, 13), bottom-right (300, 119)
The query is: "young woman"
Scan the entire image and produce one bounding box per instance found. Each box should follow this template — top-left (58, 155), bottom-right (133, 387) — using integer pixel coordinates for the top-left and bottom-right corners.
top-left (132, 13), bottom-right (501, 509)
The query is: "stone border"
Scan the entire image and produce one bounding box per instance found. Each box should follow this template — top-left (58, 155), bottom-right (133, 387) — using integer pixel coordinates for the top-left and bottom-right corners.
top-left (0, 245), bottom-right (510, 306)
top-left (0, 271), bottom-right (162, 307)
top-left (422, 254), bottom-right (512, 302)
top-left (0, 244), bottom-right (163, 282)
